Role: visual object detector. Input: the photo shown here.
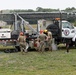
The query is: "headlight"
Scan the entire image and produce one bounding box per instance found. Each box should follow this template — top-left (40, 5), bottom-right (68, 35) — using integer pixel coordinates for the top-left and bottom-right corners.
top-left (71, 30), bottom-right (75, 33)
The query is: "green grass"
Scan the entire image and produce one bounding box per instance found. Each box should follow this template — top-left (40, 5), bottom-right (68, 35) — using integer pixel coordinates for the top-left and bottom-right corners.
top-left (0, 47), bottom-right (76, 75)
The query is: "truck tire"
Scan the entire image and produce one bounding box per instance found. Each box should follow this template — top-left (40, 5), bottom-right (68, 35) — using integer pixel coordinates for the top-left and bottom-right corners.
top-left (4, 49), bottom-right (12, 53)
top-left (15, 46), bottom-right (20, 51)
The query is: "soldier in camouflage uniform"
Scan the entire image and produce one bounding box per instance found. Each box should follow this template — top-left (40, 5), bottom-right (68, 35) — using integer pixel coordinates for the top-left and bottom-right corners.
top-left (47, 31), bottom-right (52, 51)
top-left (38, 30), bottom-right (47, 52)
top-left (17, 32), bottom-right (27, 54)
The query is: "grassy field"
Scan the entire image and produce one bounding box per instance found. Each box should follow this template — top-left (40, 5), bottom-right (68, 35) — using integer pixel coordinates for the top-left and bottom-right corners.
top-left (0, 25), bottom-right (76, 75)
top-left (0, 47), bottom-right (76, 75)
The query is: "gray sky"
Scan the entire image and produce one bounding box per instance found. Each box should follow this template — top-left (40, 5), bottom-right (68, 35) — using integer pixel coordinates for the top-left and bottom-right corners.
top-left (0, 0), bottom-right (76, 10)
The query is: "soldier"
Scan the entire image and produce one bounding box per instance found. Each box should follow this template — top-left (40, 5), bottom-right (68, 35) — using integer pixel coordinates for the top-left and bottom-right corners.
top-left (17, 32), bottom-right (27, 54)
top-left (38, 30), bottom-right (47, 52)
top-left (47, 31), bottom-right (52, 51)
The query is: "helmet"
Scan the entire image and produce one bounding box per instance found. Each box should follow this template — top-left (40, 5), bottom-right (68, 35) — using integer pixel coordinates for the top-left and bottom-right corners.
top-left (20, 32), bottom-right (24, 35)
top-left (43, 30), bottom-right (48, 35)
top-left (44, 29), bottom-right (48, 33)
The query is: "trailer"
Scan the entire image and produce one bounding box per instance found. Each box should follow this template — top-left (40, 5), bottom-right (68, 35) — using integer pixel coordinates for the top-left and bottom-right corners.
top-left (0, 13), bottom-right (39, 52)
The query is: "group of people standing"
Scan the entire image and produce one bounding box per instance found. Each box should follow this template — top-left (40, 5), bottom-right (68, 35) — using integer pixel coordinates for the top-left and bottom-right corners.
top-left (36, 30), bottom-right (52, 52)
top-left (17, 30), bottom-right (53, 54)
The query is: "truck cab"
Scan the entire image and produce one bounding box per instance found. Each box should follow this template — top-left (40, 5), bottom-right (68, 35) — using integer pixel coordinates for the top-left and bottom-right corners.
top-left (62, 20), bottom-right (75, 39)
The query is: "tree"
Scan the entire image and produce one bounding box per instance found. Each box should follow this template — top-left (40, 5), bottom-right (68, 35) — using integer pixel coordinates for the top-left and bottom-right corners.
top-left (65, 7), bottom-right (76, 12)
top-left (36, 7), bottom-right (43, 12)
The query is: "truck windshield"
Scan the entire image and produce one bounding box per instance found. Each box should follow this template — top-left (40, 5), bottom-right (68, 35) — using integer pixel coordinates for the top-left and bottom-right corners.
top-left (62, 21), bottom-right (74, 29)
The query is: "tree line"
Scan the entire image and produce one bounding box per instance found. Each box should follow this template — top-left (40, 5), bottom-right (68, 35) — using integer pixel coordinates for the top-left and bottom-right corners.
top-left (10, 7), bottom-right (76, 12)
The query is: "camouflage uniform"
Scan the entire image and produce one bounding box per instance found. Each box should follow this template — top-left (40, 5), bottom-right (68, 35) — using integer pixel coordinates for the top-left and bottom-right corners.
top-left (18, 34), bottom-right (27, 54)
top-left (38, 33), bottom-right (47, 52)
top-left (47, 31), bottom-right (52, 51)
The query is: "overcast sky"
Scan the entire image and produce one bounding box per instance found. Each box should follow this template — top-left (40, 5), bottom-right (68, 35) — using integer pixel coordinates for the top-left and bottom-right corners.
top-left (0, 0), bottom-right (76, 10)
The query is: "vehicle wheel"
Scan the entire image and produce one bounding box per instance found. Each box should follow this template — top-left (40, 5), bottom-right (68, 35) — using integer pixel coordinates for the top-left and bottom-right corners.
top-left (4, 49), bottom-right (11, 53)
top-left (69, 41), bottom-right (73, 47)
top-left (27, 47), bottom-right (32, 51)
top-left (15, 46), bottom-right (20, 51)
top-left (15, 48), bottom-right (19, 52)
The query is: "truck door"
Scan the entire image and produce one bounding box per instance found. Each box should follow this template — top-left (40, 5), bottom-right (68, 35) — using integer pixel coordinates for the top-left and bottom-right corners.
top-left (62, 21), bottom-right (75, 38)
